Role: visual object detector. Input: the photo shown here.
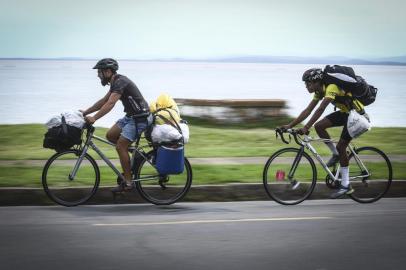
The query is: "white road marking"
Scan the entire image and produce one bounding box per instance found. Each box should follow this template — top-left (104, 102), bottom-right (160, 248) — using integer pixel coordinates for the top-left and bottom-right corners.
top-left (93, 216), bottom-right (332, 226)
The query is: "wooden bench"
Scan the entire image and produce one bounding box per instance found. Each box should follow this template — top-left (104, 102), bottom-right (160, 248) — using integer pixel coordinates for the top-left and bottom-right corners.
top-left (174, 98), bottom-right (287, 123)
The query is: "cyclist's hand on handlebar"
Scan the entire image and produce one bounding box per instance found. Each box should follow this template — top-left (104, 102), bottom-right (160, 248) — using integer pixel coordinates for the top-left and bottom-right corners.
top-left (85, 115), bottom-right (96, 125)
top-left (297, 127), bottom-right (310, 135)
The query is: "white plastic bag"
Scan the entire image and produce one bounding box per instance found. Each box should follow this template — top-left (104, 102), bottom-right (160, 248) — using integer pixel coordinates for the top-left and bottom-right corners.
top-left (151, 124), bottom-right (181, 143)
top-left (45, 115), bottom-right (62, 129)
top-left (151, 123), bottom-right (190, 144)
top-left (347, 110), bottom-right (371, 138)
top-left (62, 111), bottom-right (85, 129)
top-left (45, 110), bottom-right (85, 129)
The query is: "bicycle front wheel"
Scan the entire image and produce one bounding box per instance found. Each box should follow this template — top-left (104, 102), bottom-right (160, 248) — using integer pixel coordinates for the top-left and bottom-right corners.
top-left (348, 146), bottom-right (392, 203)
top-left (263, 147), bottom-right (317, 205)
top-left (135, 151), bottom-right (193, 205)
top-left (42, 150), bottom-right (100, 206)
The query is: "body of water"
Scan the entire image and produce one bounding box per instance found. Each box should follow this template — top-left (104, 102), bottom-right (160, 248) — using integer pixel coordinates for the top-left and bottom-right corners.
top-left (0, 60), bottom-right (405, 127)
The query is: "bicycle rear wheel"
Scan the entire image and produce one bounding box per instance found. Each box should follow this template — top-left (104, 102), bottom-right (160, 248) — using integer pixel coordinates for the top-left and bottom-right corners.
top-left (348, 146), bottom-right (392, 203)
top-left (263, 147), bottom-right (317, 205)
top-left (42, 150), bottom-right (100, 206)
top-left (134, 151), bottom-right (193, 205)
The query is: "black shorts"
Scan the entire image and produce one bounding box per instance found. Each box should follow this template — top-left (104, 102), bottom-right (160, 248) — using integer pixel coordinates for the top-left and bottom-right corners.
top-left (325, 111), bottom-right (352, 141)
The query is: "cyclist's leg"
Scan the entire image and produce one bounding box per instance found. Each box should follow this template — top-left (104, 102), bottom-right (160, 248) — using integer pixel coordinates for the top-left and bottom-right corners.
top-left (111, 117), bottom-right (137, 192)
top-left (314, 117), bottom-right (333, 139)
top-left (114, 117), bottom-right (147, 190)
top-left (116, 136), bottom-right (132, 186)
top-left (331, 116), bottom-right (355, 198)
top-left (315, 112), bottom-right (340, 165)
top-left (106, 123), bottom-right (122, 144)
top-left (337, 137), bottom-right (351, 167)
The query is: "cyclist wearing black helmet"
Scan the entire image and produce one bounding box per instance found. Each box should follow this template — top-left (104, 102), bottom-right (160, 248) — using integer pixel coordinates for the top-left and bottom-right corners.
top-left (81, 58), bottom-right (149, 193)
top-left (280, 67), bottom-right (368, 198)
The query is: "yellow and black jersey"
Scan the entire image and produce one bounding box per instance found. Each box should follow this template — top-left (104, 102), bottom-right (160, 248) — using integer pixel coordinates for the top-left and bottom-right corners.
top-left (313, 84), bottom-right (364, 113)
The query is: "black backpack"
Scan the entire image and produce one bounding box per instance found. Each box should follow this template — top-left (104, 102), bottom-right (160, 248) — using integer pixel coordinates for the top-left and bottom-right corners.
top-left (43, 116), bottom-right (82, 152)
top-left (323, 65), bottom-right (378, 106)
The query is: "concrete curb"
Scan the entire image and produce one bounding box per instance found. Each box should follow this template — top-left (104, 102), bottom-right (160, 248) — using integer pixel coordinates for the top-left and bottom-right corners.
top-left (1, 181), bottom-right (405, 206)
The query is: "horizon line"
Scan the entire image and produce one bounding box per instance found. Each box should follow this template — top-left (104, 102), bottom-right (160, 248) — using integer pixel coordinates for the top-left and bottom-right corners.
top-left (1, 55), bottom-right (406, 65)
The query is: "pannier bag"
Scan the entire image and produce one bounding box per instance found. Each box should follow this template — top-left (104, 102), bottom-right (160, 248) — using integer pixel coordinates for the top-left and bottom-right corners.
top-left (43, 115), bottom-right (82, 152)
top-left (323, 65), bottom-right (377, 106)
top-left (155, 145), bottom-right (185, 175)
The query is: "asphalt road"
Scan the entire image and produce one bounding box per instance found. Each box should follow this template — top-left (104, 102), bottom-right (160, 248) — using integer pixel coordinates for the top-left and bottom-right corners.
top-left (1, 199), bottom-right (406, 270)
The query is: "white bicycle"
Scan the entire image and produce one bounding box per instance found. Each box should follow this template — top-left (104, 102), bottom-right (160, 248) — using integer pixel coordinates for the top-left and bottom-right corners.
top-left (263, 128), bottom-right (392, 205)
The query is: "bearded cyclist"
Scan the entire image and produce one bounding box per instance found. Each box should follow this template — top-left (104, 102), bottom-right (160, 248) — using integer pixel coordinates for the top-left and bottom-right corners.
top-left (81, 58), bottom-right (149, 193)
top-left (280, 68), bottom-right (369, 198)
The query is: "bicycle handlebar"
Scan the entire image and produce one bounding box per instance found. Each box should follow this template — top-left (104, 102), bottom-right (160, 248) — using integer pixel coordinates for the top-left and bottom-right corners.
top-left (275, 128), bottom-right (303, 145)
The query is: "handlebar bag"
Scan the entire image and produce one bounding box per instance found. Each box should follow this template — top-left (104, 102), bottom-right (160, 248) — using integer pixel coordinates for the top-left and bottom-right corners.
top-left (43, 116), bottom-right (82, 152)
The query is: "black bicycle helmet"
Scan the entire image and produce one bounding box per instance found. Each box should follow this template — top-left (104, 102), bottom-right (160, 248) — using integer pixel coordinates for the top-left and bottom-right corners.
top-left (93, 58), bottom-right (119, 71)
top-left (302, 68), bottom-right (323, 82)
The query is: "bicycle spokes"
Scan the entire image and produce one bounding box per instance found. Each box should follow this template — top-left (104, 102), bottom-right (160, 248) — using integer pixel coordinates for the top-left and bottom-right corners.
top-left (263, 148), bottom-right (317, 205)
top-left (348, 147), bottom-right (392, 203)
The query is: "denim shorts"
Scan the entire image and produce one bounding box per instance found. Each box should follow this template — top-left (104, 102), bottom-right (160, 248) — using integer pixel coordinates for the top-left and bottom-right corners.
top-left (116, 116), bottom-right (147, 142)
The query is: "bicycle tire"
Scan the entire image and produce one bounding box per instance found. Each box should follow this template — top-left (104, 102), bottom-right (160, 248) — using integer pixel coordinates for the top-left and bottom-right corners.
top-left (348, 146), bottom-right (392, 203)
top-left (42, 150), bottom-right (100, 206)
top-left (134, 150), bottom-right (193, 205)
top-left (263, 147), bottom-right (317, 205)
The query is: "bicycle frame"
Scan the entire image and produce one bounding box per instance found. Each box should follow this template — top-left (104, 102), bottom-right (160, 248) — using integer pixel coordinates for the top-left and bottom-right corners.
top-left (296, 135), bottom-right (371, 182)
top-left (69, 127), bottom-right (160, 183)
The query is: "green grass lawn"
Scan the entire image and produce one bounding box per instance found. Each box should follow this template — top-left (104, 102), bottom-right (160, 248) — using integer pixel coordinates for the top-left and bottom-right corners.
top-left (0, 124), bottom-right (405, 187)
top-left (1, 163), bottom-right (405, 187)
top-left (1, 124), bottom-right (406, 159)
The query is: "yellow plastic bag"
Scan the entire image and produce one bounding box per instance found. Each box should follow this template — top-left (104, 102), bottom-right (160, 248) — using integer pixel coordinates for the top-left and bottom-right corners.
top-left (150, 93), bottom-right (181, 125)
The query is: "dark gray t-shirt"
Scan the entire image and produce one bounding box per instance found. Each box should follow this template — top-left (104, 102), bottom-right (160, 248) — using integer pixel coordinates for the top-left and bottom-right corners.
top-left (109, 74), bottom-right (149, 116)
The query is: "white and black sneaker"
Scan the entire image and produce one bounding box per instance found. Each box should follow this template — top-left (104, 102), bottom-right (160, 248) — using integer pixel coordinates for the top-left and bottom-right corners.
top-left (330, 184), bottom-right (354, 199)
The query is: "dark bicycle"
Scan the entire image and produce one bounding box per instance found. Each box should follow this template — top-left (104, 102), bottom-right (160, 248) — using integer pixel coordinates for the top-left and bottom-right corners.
top-left (42, 120), bottom-right (193, 207)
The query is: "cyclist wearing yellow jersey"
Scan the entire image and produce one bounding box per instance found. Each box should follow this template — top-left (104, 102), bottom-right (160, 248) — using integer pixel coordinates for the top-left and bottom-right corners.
top-left (281, 68), bottom-right (369, 198)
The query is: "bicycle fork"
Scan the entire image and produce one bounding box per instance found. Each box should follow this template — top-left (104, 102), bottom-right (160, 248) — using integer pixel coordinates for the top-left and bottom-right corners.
top-left (69, 144), bottom-right (90, 181)
top-left (287, 146), bottom-right (305, 187)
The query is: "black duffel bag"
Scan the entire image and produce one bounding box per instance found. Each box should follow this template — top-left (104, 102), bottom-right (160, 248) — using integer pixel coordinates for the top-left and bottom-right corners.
top-left (43, 116), bottom-right (82, 152)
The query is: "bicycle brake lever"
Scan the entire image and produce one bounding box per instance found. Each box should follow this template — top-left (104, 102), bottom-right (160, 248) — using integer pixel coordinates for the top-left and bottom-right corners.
top-left (275, 128), bottom-right (290, 144)
top-left (280, 133), bottom-right (290, 144)
top-left (275, 128), bottom-right (282, 140)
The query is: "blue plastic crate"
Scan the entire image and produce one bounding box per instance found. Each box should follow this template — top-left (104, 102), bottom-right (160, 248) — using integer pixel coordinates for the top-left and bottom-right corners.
top-left (156, 146), bottom-right (185, 175)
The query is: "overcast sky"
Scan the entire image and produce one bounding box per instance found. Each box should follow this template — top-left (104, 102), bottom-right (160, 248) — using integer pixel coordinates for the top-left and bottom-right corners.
top-left (1, 0), bottom-right (405, 59)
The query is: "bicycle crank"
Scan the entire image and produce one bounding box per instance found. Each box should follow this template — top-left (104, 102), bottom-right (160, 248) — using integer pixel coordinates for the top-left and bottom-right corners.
top-left (325, 174), bottom-right (340, 189)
